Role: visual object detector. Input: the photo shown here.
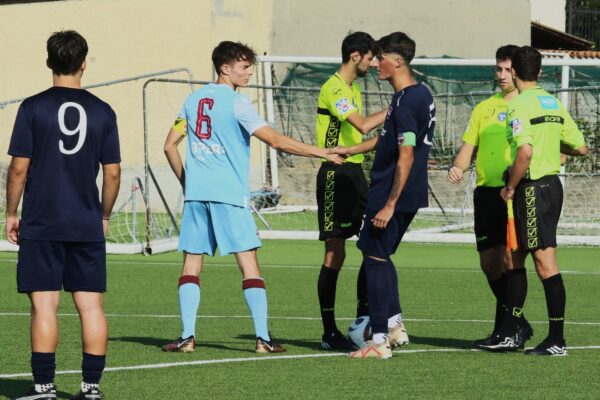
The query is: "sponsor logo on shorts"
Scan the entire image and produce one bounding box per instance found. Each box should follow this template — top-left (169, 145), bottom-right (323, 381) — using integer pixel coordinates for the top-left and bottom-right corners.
top-left (340, 222), bottom-right (352, 228)
top-left (476, 236), bottom-right (488, 242)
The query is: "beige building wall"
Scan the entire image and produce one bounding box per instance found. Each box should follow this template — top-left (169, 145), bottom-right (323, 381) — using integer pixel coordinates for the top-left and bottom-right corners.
top-left (271, 0), bottom-right (531, 58)
top-left (531, 0), bottom-right (566, 31)
top-left (0, 0), bottom-right (274, 212)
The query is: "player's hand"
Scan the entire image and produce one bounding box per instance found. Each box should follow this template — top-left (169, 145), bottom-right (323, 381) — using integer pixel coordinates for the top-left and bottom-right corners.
top-left (329, 146), bottom-right (351, 158)
top-left (324, 152), bottom-right (344, 165)
top-left (447, 166), bottom-right (464, 184)
top-left (102, 219), bottom-right (109, 236)
top-left (6, 216), bottom-right (20, 245)
top-left (372, 205), bottom-right (394, 229)
top-left (500, 186), bottom-right (514, 202)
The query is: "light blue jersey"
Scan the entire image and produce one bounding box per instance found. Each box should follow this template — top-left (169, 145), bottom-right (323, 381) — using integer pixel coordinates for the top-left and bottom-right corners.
top-left (174, 83), bottom-right (267, 207)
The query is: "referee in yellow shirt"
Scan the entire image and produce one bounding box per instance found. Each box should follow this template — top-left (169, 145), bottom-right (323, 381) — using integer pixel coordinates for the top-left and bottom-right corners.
top-left (448, 45), bottom-right (533, 349)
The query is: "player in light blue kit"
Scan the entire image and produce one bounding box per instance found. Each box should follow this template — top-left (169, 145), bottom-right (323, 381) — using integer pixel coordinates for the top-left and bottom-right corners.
top-left (162, 41), bottom-right (343, 353)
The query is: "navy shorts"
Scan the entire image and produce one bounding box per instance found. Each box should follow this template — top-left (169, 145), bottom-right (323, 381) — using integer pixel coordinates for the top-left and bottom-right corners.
top-left (17, 240), bottom-right (107, 293)
top-left (473, 186), bottom-right (507, 252)
top-left (356, 209), bottom-right (417, 258)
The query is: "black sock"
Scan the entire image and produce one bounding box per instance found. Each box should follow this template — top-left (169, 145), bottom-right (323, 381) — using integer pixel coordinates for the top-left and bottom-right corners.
top-left (31, 352), bottom-right (55, 385)
top-left (488, 273), bottom-right (508, 333)
top-left (82, 353), bottom-right (106, 385)
top-left (365, 257), bottom-right (390, 335)
top-left (318, 265), bottom-right (340, 334)
top-left (502, 268), bottom-right (527, 333)
top-left (542, 274), bottom-right (566, 341)
top-left (356, 261), bottom-right (369, 317)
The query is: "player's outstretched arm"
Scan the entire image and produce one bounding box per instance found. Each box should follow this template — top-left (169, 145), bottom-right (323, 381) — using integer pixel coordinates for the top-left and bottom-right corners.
top-left (448, 142), bottom-right (476, 184)
top-left (333, 136), bottom-right (379, 157)
top-left (164, 127), bottom-right (186, 185)
top-left (101, 163), bottom-right (121, 235)
top-left (5, 156), bottom-right (30, 244)
top-left (253, 125), bottom-right (344, 164)
top-left (346, 108), bottom-right (388, 135)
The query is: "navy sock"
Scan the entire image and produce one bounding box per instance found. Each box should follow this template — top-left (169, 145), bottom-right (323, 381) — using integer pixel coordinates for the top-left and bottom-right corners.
top-left (365, 256), bottom-right (390, 335)
top-left (31, 352), bottom-right (55, 385)
top-left (387, 259), bottom-right (402, 317)
top-left (542, 274), bottom-right (566, 341)
top-left (317, 265), bottom-right (340, 334)
top-left (82, 353), bottom-right (105, 385)
top-left (356, 261), bottom-right (369, 318)
top-left (488, 273), bottom-right (508, 333)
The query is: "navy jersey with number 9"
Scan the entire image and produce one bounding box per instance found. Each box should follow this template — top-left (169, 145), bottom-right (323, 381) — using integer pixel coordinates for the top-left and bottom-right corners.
top-left (8, 87), bottom-right (121, 242)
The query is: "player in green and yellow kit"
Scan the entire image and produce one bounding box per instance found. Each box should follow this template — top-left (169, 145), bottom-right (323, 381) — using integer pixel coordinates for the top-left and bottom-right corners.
top-left (482, 46), bottom-right (588, 355)
top-left (448, 45), bottom-right (533, 349)
top-left (315, 32), bottom-right (389, 350)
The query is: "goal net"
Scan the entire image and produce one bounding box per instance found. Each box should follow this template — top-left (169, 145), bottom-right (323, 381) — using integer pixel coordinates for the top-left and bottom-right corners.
top-left (137, 58), bottom-right (600, 252)
top-left (1, 60), bottom-right (598, 254)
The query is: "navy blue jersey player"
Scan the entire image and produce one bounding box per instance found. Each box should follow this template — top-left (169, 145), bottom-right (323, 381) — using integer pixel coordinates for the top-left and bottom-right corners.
top-left (6, 31), bottom-right (120, 399)
top-left (335, 32), bottom-right (435, 359)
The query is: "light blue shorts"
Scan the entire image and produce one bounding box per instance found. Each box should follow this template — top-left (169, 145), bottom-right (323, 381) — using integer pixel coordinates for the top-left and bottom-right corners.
top-left (178, 201), bottom-right (261, 256)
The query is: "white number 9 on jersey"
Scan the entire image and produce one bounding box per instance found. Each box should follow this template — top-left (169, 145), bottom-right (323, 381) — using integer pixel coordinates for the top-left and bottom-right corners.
top-left (58, 102), bottom-right (87, 155)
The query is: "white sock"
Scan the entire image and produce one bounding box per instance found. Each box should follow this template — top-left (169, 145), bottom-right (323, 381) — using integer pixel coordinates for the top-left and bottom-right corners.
top-left (81, 382), bottom-right (99, 392)
top-left (35, 383), bottom-right (54, 393)
top-left (388, 313), bottom-right (402, 328)
top-left (372, 333), bottom-right (388, 344)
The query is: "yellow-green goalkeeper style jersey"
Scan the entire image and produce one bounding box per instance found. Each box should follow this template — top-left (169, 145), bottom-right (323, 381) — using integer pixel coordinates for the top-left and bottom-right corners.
top-left (462, 92), bottom-right (512, 187)
top-left (506, 86), bottom-right (586, 180)
top-left (316, 72), bottom-right (364, 164)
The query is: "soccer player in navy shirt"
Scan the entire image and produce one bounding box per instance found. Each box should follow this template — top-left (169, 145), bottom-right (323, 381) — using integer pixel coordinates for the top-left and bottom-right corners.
top-left (335, 32), bottom-right (435, 358)
top-left (162, 41), bottom-right (343, 354)
top-left (6, 31), bottom-right (120, 399)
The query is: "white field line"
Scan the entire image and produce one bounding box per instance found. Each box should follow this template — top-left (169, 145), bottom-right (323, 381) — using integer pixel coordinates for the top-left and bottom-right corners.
top-left (0, 312), bottom-right (599, 326)
top-left (2, 345), bottom-right (600, 379)
top-left (0, 258), bottom-right (598, 275)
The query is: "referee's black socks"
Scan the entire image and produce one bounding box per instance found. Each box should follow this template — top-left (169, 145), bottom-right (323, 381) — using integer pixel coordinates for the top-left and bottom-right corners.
top-left (318, 265), bottom-right (340, 334)
top-left (487, 273), bottom-right (508, 333)
top-left (542, 273), bottom-right (566, 341)
top-left (501, 268), bottom-right (528, 334)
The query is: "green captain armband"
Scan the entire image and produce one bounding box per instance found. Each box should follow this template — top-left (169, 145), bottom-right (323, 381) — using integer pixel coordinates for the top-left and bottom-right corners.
top-left (398, 131), bottom-right (416, 146)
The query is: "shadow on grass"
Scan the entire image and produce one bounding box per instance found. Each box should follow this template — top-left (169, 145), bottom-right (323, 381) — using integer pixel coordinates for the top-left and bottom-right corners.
top-left (235, 334), bottom-right (321, 351)
top-left (0, 378), bottom-right (72, 399)
top-left (408, 335), bottom-right (474, 349)
top-left (109, 336), bottom-right (259, 353)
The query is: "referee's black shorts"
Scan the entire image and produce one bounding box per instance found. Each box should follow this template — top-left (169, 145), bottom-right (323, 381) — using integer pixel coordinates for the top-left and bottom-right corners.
top-left (316, 162), bottom-right (367, 241)
top-left (473, 186), bottom-right (507, 252)
top-left (514, 174), bottom-right (562, 251)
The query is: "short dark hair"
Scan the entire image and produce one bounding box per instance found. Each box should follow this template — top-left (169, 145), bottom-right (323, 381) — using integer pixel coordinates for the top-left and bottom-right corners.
top-left (377, 32), bottom-right (416, 65)
top-left (341, 31), bottom-right (378, 63)
top-left (46, 30), bottom-right (88, 75)
top-left (512, 46), bottom-right (542, 81)
top-left (495, 44), bottom-right (519, 61)
top-left (212, 41), bottom-right (256, 74)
